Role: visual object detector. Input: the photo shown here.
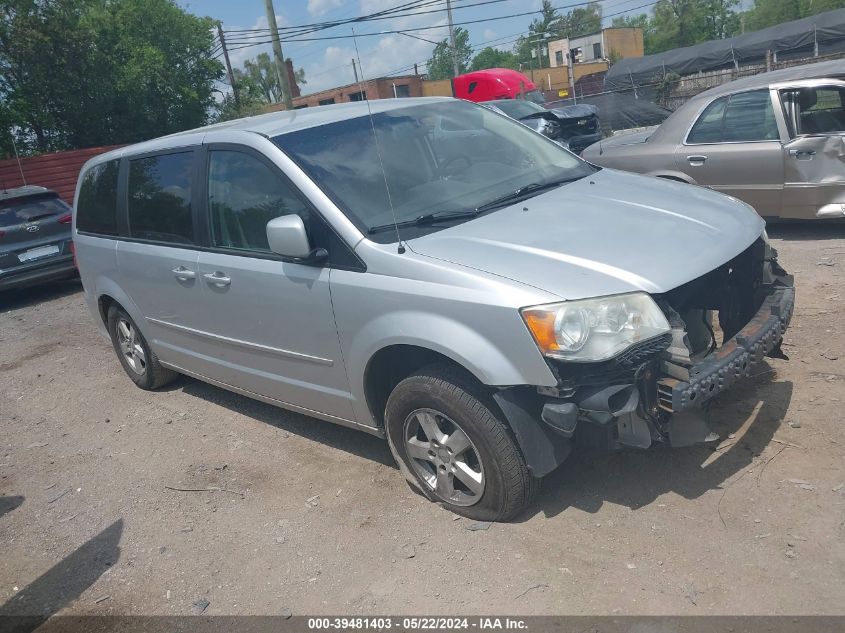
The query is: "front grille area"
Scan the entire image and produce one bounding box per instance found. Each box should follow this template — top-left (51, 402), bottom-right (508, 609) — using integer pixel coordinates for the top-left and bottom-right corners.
top-left (552, 332), bottom-right (671, 391)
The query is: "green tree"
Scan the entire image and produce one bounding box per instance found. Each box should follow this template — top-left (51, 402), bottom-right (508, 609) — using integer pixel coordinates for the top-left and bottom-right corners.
top-left (745, 0), bottom-right (845, 30)
top-left (426, 27), bottom-right (472, 80)
top-left (238, 53), bottom-right (306, 104)
top-left (558, 2), bottom-right (603, 38)
top-left (0, 0), bottom-right (223, 155)
top-left (469, 47), bottom-right (518, 71)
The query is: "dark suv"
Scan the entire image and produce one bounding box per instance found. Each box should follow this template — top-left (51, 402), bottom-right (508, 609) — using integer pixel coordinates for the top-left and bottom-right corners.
top-left (0, 186), bottom-right (76, 292)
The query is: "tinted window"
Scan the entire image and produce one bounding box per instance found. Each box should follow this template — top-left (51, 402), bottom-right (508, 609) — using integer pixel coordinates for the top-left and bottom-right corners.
top-left (208, 150), bottom-right (308, 252)
top-left (77, 160), bottom-right (119, 235)
top-left (128, 152), bottom-right (194, 244)
top-left (688, 91), bottom-right (778, 143)
top-left (0, 194), bottom-right (69, 227)
top-left (687, 96), bottom-right (728, 143)
top-left (722, 90), bottom-right (778, 141)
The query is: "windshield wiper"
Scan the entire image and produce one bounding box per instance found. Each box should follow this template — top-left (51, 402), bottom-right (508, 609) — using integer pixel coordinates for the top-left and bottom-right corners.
top-left (368, 210), bottom-right (480, 234)
top-left (473, 176), bottom-right (582, 214)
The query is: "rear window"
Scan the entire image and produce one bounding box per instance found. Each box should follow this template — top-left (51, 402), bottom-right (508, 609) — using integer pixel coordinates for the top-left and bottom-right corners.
top-left (0, 195), bottom-right (69, 227)
top-left (77, 160), bottom-right (119, 235)
top-left (128, 152), bottom-right (194, 245)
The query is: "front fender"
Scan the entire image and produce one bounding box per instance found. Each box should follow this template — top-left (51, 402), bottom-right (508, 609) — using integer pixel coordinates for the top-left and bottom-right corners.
top-left (342, 309), bottom-right (558, 427)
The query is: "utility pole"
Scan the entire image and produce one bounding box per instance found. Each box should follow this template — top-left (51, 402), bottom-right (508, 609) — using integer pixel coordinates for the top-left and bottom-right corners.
top-left (264, 0), bottom-right (293, 109)
top-left (445, 0), bottom-right (460, 77)
top-left (217, 22), bottom-right (239, 106)
top-left (352, 58), bottom-right (358, 83)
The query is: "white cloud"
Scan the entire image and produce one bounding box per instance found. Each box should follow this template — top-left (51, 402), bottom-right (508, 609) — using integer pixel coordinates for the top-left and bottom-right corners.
top-left (307, 0), bottom-right (345, 16)
top-left (483, 29), bottom-right (497, 42)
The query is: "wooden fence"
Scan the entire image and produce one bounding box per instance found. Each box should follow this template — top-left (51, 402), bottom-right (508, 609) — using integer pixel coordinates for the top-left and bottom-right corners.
top-left (0, 145), bottom-right (120, 205)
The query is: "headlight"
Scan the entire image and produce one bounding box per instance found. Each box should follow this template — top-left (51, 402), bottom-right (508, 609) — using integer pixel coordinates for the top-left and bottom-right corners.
top-left (521, 293), bottom-right (671, 362)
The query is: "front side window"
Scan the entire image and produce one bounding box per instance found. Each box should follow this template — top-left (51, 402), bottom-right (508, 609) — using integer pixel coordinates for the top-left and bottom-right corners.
top-left (781, 85), bottom-right (845, 135)
top-left (77, 160), bottom-right (119, 235)
top-left (208, 150), bottom-right (308, 252)
top-left (127, 152), bottom-right (194, 244)
top-left (273, 100), bottom-right (593, 243)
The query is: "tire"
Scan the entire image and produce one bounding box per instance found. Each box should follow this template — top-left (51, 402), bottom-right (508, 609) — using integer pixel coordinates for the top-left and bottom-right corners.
top-left (107, 305), bottom-right (177, 390)
top-left (384, 364), bottom-right (538, 521)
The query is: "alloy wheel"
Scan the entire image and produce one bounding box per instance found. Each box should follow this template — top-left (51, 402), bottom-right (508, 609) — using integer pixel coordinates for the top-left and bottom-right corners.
top-left (403, 408), bottom-right (485, 506)
top-left (116, 317), bottom-right (146, 376)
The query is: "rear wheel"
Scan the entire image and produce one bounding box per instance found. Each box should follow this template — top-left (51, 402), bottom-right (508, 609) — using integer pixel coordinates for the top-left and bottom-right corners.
top-left (385, 365), bottom-right (538, 521)
top-left (107, 306), bottom-right (177, 390)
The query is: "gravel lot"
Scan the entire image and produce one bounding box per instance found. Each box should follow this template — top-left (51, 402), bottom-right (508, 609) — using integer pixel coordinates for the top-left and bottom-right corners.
top-left (1, 224), bottom-right (844, 617)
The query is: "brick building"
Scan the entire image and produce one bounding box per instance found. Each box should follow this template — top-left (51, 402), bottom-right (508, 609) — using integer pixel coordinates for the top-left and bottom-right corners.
top-left (267, 74), bottom-right (423, 110)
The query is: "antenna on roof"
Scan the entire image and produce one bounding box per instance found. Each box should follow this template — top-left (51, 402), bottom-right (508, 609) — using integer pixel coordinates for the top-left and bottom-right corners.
top-left (351, 27), bottom-right (405, 254)
top-left (10, 133), bottom-right (26, 186)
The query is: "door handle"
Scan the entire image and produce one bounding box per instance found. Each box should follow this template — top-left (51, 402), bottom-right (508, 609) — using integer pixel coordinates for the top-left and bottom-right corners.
top-left (171, 266), bottom-right (196, 281)
top-left (788, 148), bottom-right (816, 159)
top-left (687, 155), bottom-right (708, 165)
top-left (203, 271), bottom-right (231, 287)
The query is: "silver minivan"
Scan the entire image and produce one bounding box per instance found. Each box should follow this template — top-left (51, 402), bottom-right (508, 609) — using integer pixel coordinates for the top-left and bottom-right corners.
top-left (73, 98), bottom-right (794, 521)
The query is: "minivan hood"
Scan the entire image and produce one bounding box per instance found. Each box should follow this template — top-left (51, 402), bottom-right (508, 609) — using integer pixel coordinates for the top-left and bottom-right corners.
top-left (407, 169), bottom-right (764, 300)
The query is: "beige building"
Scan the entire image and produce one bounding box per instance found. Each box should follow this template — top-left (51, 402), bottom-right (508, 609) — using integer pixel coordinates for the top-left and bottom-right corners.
top-left (548, 27), bottom-right (644, 68)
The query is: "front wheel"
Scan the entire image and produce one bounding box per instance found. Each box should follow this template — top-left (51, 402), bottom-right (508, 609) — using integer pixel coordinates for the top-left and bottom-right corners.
top-left (384, 365), bottom-right (538, 521)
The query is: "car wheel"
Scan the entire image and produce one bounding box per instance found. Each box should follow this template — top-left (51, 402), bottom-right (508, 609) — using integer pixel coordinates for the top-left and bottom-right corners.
top-left (385, 364), bottom-right (538, 521)
top-left (107, 306), bottom-right (177, 390)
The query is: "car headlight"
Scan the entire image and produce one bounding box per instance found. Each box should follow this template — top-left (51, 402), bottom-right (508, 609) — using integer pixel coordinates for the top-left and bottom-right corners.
top-left (521, 293), bottom-right (671, 362)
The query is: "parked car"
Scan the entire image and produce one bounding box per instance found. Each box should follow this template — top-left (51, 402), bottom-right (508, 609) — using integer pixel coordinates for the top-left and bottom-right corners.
top-left (0, 185), bottom-right (76, 292)
top-left (453, 68), bottom-right (545, 103)
top-left (73, 98), bottom-right (794, 521)
top-left (581, 67), bottom-right (845, 220)
top-left (484, 98), bottom-right (601, 154)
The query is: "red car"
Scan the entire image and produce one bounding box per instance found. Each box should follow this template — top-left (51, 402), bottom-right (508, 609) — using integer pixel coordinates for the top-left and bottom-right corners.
top-left (452, 68), bottom-right (546, 103)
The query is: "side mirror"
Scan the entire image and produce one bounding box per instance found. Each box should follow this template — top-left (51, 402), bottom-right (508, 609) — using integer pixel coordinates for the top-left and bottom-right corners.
top-left (266, 215), bottom-right (327, 263)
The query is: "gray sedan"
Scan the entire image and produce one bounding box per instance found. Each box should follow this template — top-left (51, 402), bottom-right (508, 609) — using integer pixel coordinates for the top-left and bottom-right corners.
top-left (582, 63), bottom-right (845, 220)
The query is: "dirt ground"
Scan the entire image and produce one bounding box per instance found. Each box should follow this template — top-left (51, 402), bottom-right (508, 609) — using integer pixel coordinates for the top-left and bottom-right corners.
top-left (0, 224), bottom-right (844, 617)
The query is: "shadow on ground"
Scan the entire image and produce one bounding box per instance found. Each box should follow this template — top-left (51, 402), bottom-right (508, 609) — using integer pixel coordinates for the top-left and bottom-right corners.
top-left (0, 496), bottom-right (24, 520)
top-left (174, 357), bottom-right (793, 524)
top-left (524, 373), bottom-right (793, 520)
top-left (0, 519), bottom-right (122, 632)
top-left (0, 277), bottom-right (81, 312)
top-left (767, 222), bottom-right (845, 241)
top-left (179, 378), bottom-right (395, 468)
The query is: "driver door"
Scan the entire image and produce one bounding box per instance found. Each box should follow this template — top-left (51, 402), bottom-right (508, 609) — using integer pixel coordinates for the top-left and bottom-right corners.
top-left (189, 145), bottom-right (356, 422)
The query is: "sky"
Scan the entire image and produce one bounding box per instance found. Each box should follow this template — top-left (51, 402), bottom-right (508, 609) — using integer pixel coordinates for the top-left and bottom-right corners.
top-left (176, 0), bottom-right (654, 96)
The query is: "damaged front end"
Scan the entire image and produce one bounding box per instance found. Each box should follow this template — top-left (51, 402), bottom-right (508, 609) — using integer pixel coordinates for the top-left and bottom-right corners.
top-left (494, 235), bottom-right (794, 477)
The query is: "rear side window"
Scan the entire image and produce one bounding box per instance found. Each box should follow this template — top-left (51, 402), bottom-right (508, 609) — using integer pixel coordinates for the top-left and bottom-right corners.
top-left (77, 160), bottom-right (119, 235)
top-left (687, 96), bottom-right (728, 143)
top-left (722, 90), bottom-right (778, 141)
top-left (128, 152), bottom-right (194, 244)
top-left (688, 91), bottom-right (778, 143)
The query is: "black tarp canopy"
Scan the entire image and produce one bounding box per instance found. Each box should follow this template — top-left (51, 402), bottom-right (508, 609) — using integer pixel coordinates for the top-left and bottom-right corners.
top-left (544, 92), bottom-right (672, 132)
top-left (606, 8), bottom-right (845, 91)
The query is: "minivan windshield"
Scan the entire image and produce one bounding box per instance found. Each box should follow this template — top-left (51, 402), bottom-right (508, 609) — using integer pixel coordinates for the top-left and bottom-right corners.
top-left (273, 100), bottom-right (593, 242)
